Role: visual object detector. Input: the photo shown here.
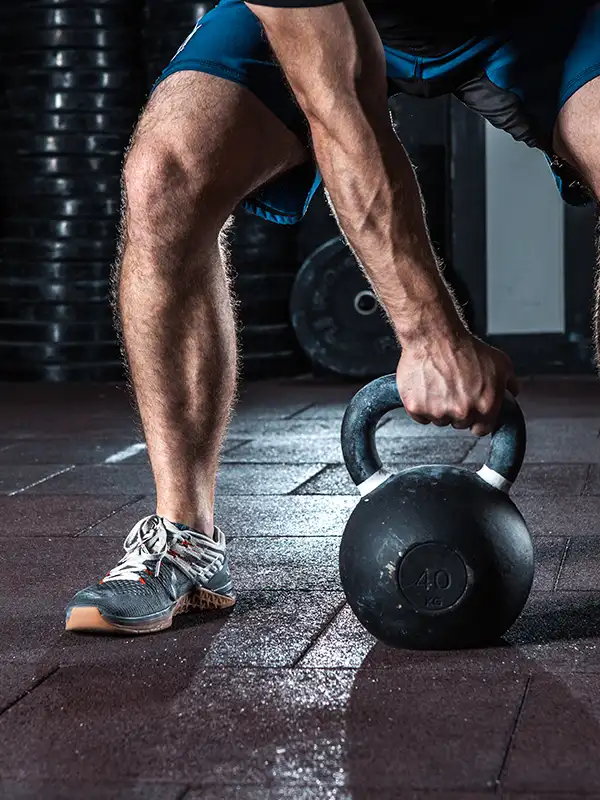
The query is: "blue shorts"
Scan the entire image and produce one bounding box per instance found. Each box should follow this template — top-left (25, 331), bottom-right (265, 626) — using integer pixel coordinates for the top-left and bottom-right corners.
top-left (155, 0), bottom-right (600, 224)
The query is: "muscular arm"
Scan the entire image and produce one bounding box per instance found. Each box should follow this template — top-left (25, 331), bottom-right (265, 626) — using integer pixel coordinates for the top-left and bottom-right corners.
top-left (246, 0), bottom-right (517, 432)
top-left (246, 0), bottom-right (462, 345)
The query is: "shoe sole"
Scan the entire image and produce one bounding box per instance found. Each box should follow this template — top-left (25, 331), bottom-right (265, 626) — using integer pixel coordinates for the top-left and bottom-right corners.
top-left (65, 587), bottom-right (236, 635)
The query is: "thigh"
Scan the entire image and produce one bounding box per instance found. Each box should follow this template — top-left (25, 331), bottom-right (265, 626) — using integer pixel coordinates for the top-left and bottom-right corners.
top-left (455, 2), bottom-right (600, 206)
top-left (139, 0), bottom-right (319, 224)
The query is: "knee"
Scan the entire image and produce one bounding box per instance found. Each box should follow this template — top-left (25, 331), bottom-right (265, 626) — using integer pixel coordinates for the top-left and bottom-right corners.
top-left (123, 129), bottom-right (224, 240)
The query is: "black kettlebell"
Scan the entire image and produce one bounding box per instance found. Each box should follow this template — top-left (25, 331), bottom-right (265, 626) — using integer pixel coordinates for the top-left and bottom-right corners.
top-left (339, 374), bottom-right (534, 650)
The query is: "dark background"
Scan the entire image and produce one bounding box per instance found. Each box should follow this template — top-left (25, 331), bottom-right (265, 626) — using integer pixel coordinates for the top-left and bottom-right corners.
top-left (0, 0), bottom-right (596, 383)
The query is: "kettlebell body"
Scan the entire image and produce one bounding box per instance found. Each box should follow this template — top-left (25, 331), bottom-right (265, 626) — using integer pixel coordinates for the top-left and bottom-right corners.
top-left (340, 375), bottom-right (534, 651)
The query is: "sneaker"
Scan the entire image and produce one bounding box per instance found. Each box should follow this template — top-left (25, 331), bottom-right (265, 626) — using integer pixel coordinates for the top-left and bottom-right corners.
top-left (65, 514), bottom-right (236, 634)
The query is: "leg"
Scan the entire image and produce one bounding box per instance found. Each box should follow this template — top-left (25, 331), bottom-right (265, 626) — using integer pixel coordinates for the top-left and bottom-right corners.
top-left (66, 0), bottom-right (316, 633)
top-left (119, 71), bottom-right (307, 534)
top-left (553, 76), bottom-right (600, 364)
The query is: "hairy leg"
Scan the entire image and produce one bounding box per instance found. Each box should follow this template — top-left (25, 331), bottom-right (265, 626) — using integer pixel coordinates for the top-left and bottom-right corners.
top-left (117, 71), bottom-right (306, 532)
top-left (553, 76), bottom-right (600, 365)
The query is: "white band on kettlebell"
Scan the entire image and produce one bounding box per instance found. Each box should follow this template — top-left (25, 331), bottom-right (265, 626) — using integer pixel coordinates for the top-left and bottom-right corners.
top-left (477, 464), bottom-right (512, 493)
top-left (357, 468), bottom-right (393, 497)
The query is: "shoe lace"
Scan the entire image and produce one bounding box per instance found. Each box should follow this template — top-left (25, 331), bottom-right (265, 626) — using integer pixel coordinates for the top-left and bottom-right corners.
top-left (101, 515), bottom-right (220, 585)
top-left (102, 515), bottom-right (169, 583)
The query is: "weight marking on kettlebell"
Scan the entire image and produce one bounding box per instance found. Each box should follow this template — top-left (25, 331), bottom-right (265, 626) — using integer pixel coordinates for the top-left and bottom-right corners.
top-left (397, 543), bottom-right (468, 613)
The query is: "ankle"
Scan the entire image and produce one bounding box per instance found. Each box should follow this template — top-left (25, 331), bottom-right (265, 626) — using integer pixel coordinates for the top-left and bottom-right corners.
top-left (156, 507), bottom-right (214, 536)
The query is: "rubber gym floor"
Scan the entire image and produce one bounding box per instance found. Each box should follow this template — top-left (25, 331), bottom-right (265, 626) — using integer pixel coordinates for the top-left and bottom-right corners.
top-left (2, 375), bottom-right (600, 799)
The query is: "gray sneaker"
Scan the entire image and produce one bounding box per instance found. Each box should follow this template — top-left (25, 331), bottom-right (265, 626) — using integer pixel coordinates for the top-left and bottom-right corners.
top-left (65, 514), bottom-right (235, 634)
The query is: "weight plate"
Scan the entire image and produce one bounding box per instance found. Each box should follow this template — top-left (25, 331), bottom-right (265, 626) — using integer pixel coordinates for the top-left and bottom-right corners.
top-left (0, 262), bottom-right (110, 281)
top-left (4, 219), bottom-right (118, 240)
top-left (0, 132), bottom-right (126, 156)
top-left (2, 7), bottom-right (139, 26)
top-left (297, 186), bottom-right (342, 263)
top-left (0, 361), bottom-right (125, 382)
top-left (240, 323), bottom-right (297, 353)
top-left (0, 237), bottom-right (117, 261)
top-left (1, 50), bottom-right (134, 70)
top-left (290, 237), bottom-right (401, 378)
top-left (6, 195), bottom-right (120, 218)
top-left (235, 273), bottom-right (296, 325)
top-left (0, 29), bottom-right (133, 49)
top-left (0, 341), bottom-right (120, 364)
top-left (9, 175), bottom-right (120, 197)
top-left (0, 320), bottom-right (116, 343)
top-left (15, 0), bottom-right (136, 8)
top-left (1, 155), bottom-right (123, 178)
top-left (1, 154), bottom-right (123, 177)
top-left (0, 279), bottom-right (109, 303)
top-left (144, 2), bottom-right (215, 26)
top-left (226, 210), bottom-right (298, 272)
top-left (5, 89), bottom-right (138, 113)
top-left (12, 69), bottom-right (137, 93)
top-left (4, 110), bottom-right (136, 134)
top-left (0, 300), bottom-right (113, 324)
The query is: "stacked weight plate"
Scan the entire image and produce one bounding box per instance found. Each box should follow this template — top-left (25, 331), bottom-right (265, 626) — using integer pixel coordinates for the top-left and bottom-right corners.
top-left (290, 237), bottom-right (401, 378)
top-left (143, 0), bottom-right (216, 89)
top-left (226, 208), bottom-right (308, 380)
top-left (0, 0), bottom-right (144, 381)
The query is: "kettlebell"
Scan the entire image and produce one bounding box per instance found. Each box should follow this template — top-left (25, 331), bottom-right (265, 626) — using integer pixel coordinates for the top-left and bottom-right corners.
top-left (339, 374), bottom-right (534, 650)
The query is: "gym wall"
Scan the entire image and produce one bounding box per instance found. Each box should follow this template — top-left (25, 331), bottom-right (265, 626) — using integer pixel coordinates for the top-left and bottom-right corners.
top-left (451, 98), bottom-right (598, 374)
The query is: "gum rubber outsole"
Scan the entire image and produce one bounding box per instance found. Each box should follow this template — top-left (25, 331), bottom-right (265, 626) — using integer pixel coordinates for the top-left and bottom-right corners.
top-left (65, 588), bottom-right (236, 635)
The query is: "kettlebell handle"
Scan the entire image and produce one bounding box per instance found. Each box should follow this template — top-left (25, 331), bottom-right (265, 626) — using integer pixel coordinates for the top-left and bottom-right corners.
top-left (341, 374), bottom-right (526, 496)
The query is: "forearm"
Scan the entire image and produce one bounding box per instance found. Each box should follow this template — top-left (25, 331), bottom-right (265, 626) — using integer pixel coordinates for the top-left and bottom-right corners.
top-left (310, 105), bottom-right (465, 344)
top-left (246, 0), bottom-right (464, 345)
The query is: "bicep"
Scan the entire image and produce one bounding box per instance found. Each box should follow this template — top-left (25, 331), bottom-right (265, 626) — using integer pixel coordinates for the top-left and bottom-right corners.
top-left (244, 0), bottom-right (389, 131)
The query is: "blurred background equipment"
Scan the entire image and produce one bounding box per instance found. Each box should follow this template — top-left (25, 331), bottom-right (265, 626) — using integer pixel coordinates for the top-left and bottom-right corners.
top-left (290, 237), bottom-right (400, 378)
top-left (1, 6), bottom-right (593, 382)
top-left (0, 0), bottom-right (145, 381)
top-left (142, 0), bottom-right (216, 90)
top-left (225, 208), bottom-right (308, 379)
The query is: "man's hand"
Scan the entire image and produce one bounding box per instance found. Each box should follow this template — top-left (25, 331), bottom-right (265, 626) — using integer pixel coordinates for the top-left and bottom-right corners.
top-left (396, 330), bottom-right (519, 436)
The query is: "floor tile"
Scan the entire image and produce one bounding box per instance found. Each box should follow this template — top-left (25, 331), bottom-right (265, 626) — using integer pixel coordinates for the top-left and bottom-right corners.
top-left (517, 496), bottom-right (600, 538)
top-left (228, 537), bottom-right (341, 590)
top-left (22, 464), bottom-right (155, 496)
top-left (0, 663), bottom-right (56, 715)
top-left (215, 496), bottom-right (356, 538)
top-left (556, 536), bottom-right (600, 590)
top-left (83, 495), bottom-right (357, 539)
top-left (186, 788), bottom-right (494, 799)
top-left (0, 781), bottom-right (186, 800)
top-left (0, 465), bottom-right (73, 495)
top-left (465, 419), bottom-right (600, 465)
top-left (0, 495), bottom-right (136, 538)
top-left (221, 436), bottom-right (343, 464)
top-left (533, 536), bottom-right (568, 591)
top-left (502, 673), bottom-right (600, 792)
top-left (216, 463), bottom-right (326, 495)
top-left (511, 465), bottom-right (589, 497)
top-left (0, 665), bottom-right (524, 790)
top-left (202, 590), bottom-right (345, 667)
top-left (583, 465), bottom-right (600, 495)
top-left (505, 591), bottom-right (600, 672)
top-left (0, 439), bottom-right (142, 466)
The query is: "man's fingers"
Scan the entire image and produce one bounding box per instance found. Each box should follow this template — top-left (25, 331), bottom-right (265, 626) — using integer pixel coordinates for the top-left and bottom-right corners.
top-left (470, 422), bottom-right (493, 437)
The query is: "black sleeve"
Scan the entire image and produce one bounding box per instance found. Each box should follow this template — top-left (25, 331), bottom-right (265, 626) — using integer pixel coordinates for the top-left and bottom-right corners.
top-left (245, 0), bottom-right (342, 8)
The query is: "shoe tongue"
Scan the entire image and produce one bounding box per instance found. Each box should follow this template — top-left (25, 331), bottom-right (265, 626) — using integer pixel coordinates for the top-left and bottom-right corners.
top-left (140, 516), bottom-right (165, 553)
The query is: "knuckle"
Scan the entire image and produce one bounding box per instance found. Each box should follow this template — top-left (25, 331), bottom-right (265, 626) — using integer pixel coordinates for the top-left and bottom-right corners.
top-left (403, 398), bottom-right (421, 417)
